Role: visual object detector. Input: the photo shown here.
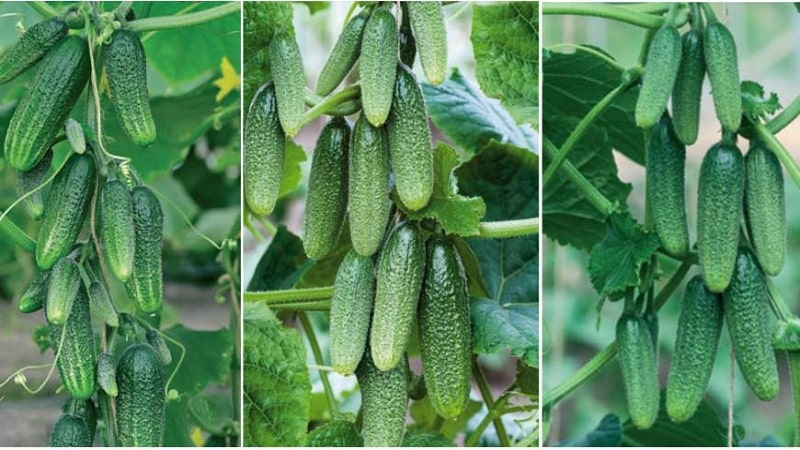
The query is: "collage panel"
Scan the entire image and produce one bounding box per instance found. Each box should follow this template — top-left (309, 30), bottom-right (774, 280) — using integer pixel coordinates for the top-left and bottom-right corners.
top-left (241, 1), bottom-right (538, 447)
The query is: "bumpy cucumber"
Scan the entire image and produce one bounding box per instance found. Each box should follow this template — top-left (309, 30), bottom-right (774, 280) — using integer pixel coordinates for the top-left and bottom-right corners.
top-left (704, 19), bottom-right (741, 132)
top-left (16, 149), bottom-right (53, 220)
top-left (88, 280), bottom-right (120, 327)
top-left (407, 2), bottom-right (447, 85)
top-left (371, 222), bottom-right (425, 371)
top-left (125, 186), bottom-right (164, 314)
top-left (315, 9), bottom-right (370, 96)
top-left (635, 25), bottom-right (682, 129)
top-left (386, 64), bottom-right (434, 211)
top-left (745, 140), bottom-right (785, 276)
top-left (672, 28), bottom-right (705, 145)
top-left (146, 329), bottom-right (173, 365)
top-left (0, 17), bottom-right (68, 85)
top-left (357, 348), bottom-right (408, 447)
top-left (330, 250), bottom-right (375, 375)
top-left (18, 270), bottom-right (50, 314)
top-left (62, 397), bottom-right (97, 439)
top-left (666, 275), bottom-right (723, 422)
top-left (99, 179), bottom-right (135, 282)
top-left (616, 313), bottom-right (659, 430)
top-left (723, 247), bottom-right (779, 401)
top-left (244, 82), bottom-right (285, 216)
top-left (646, 113), bottom-right (688, 256)
top-left (4, 36), bottom-right (90, 171)
top-left (36, 153), bottom-right (96, 270)
top-left (399, 3), bottom-right (417, 67)
top-left (49, 414), bottom-right (93, 447)
top-left (418, 238), bottom-right (471, 420)
top-left (97, 351), bottom-right (118, 397)
top-left (360, 7), bottom-right (398, 126)
top-left (116, 343), bottom-right (166, 447)
top-left (269, 31), bottom-right (305, 137)
top-left (49, 285), bottom-right (96, 400)
top-left (46, 257), bottom-right (81, 325)
top-left (104, 29), bottom-right (156, 147)
top-left (303, 117), bottom-right (350, 260)
top-left (697, 140), bottom-right (744, 292)
top-left (349, 114), bottom-right (391, 257)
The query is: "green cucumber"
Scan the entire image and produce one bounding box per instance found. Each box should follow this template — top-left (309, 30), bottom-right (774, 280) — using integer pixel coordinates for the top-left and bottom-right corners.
top-left (116, 343), bottom-right (166, 447)
top-left (88, 280), bottom-right (120, 327)
top-left (18, 270), bottom-right (50, 314)
top-left (45, 257), bottom-right (81, 325)
top-left (16, 149), bottom-right (53, 220)
top-left (0, 17), bottom-right (68, 85)
top-left (98, 179), bottom-right (135, 282)
top-left (635, 25), bottom-right (682, 129)
top-left (125, 186), bottom-right (164, 314)
top-left (146, 329), bottom-right (173, 365)
top-left (407, 2), bottom-right (448, 85)
top-left (616, 313), bottom-right (659, 429)
top-left (704, 19), bottom-right (741, 132)
top-left (357, 348), bottom-right (408, 447)
top-left (244, 82), bottom-right (285, 217)
top-left (330, 250), bottom-right (375, 375)
top-left (97, 351), bottom-right (118, 397)
top-left (49, 414), bottom-right (93, 447)
top-left (399, 3), bottom-right (416, 67)
top-left (671, 28), bottom-right (705, 145)
top-left (50, 284), bottom-right (96, 400)
top-left (269, 30), bottom-right (305, 137)
top-left (360, 7), bottom-right (398, 126)
top-left (62, 397), bottom-right (97, 440)
top-left (745, 140), bottom-right (785, 276)
top-left (315, 9), bottom-right (370, 96)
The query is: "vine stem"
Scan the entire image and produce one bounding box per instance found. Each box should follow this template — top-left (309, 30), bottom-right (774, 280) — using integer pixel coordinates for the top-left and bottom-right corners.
top-left (301, 84), bottom-right (361, 127)
top-left (619, 3), bottom-right (671, 15)
top-left (0, 214), bottom-right (35, 253)
top-left (127, 2), bottom-right (239, 32)
top-left (298, 313), bottom-right (337, 419)
top-left (244, 287), bottom-right (333, 304)
top-left (754, 122), bottom-right (800, 190)
top-left (768, 95), bottom-right (800, 134)
top-left (476, 218), bottom-right (538, 239)
top-left (542, 4), bottom-right (664, 29)
top-left (26, 1), bottom-right (57, 18)
top-left (473, 359), bottom-right (511, 447)
top-left (542, 137), bottom-right (615, 215)
top-left (269, 300), bottom-right (330, 312)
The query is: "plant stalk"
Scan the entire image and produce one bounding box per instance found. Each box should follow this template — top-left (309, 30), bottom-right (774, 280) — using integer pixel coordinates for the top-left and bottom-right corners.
top-left (543, 3), bottom-right (664, 28)
top-left (768, 96), bottom-right (800, 135)
top-left (543, 137), bottom-right (615, 215)
top-left (244, 287), bottom-right (333, 304)
top-left (127, 2), bottom-right (239, 32)
top-left (477, 218), bottom-right (539, 239)
top-left (26, 1), bottom-right (58, 18)
top-left (0, 213), bottom-right (36, 253)
top-left (298, 313), bottom-right (337, 419)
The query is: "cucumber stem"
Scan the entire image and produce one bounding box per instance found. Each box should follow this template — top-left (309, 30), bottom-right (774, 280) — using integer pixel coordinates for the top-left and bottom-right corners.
top-left (127, 2), bottom-right (239, 32)
top-left (473, 359), bottom-right (511, 447)
top-left (477, 218), bottom-right (538, 239)
top-left (543, 4), bottom-right (664, 29)
top-left (0, 213), bottom-right (35, 253)
top-left (26, 1), bottom-right (58, 18)
top-left (543, 137), bottom-right (616, 215)
top-left (767, 95), bottom-right (800, 135)
top-left (300, 84), bottom-right (361, 127)
top-left (244, 287), bottom-right (334, 304)
top-left (298, 312), bottom-right (337, 418)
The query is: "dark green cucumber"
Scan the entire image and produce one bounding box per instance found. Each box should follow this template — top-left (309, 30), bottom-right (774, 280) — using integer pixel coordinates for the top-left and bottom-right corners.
top-left (745, 140), bottom-right (785, 276)
top-left (49, 284), bottom-right (96, 400)
top-left (269, 31), bottom-right (305, 137)
top-left (360, 7), bottom-right (398, 126)
top-left (97, 351), bottom-right (118, 397)
top-left (697, 140), bottom-right (744, 292)
top-left (0, 17), bottom-right (68, 85)
top-left (635, 25), bottom-right (682, 129)
top-left (36, 153), bottom-right (96, 270)
top-left (357, 348), bottom-right (408, 447)
top-left (244, 82), bottom-right (285, 216)
top-left (330, 250), bottom-right (375, 375)
top-left (303, 117), bottom-right (350, 260)
top-left (704, 19), bottom-right (741, 132)
top-left (407, 2), bottom-right (447, 85)
top-left (671, 28), bottom-right (705, 145)
top-left (4, 36), bottom-right (90, 171)
top-left (116, 343), bottom-right (166, 447)
top-left (418, 238), bottom-right (471, 420)
top-left (104, 28), bottom-right (156, 147)
top-left (666, 275), bottom-right (723, 422)
top-left (62, 397), bottom-right (97, 440)
top-left (723, 247), bottom-right (779, 401)
top-left (349, 114), bottom-right (390, 257)
top-left (616, 313), bottom-right (659, 429)
top-left (18, 270), bottom-right (50, 313)
top-left (46, 257), bottom-right (81, 325)
top-left (49, 414), bottom-right (93, 447)
top-left (399, 3), bottom-right (416, 67)
top-left (125, 186), bottom-right (164, 314)
top-left (315, 9), bottom-right (370, 96)
top-left (371, 222), bottom-right (425, 371)
top-left (16, 149), bottom-right (53, 220)
top-left (386, 64), bottom-right (434, 211)
top-left (98, 179), bottom-right (135, 282)
top-left (88, 280), bottom-right (119, 327)
top-left (646, 113), bottom-right (688, 256)
top-left (146, 329), bottom-right (172, 365)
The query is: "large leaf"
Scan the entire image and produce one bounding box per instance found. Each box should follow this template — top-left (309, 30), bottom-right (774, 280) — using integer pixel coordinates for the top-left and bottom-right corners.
top-left (470, 300), bottom-right (538, 367)
top-left (410, 395), bottom-right (482, 440)
top-left (247, 225), bottom-right (311, 291)
top-left (163, 325), bottom-right (234, 396)
top-left (622, 397), bottom-right (737, 446)
top-left (242, 2), bottom-right (293, 105)
top-left (553, 414), bottom-right (621, 447)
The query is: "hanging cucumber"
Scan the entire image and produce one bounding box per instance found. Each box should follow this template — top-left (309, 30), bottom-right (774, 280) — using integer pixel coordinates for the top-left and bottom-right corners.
top-left (745, 140), bottom-right (785, 277)
top-left (635, 25), bottom-right (682, 129)
top-left (244, 82), bottom-right (285, 217)
top-left (647, 113), bottom-right (688, 256)
top-left (0, 17), bottom-right (68, 85)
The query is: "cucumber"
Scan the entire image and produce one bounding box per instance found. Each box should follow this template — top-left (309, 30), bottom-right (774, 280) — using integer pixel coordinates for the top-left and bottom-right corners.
top-left (418, 238), bottom-right (471, 420)
top-left (671, 29), bottom-right (705, 145)
top-left (330, 250), bottom-right (375, 375)
top-left (616, 313), bottom-right (659, 430)
top-left (36, 153), bottom-right (96, 270)
top-left (97, 351), bottom-right (118, 397)
top-left (16, 149), bottom-right (53, 220)
top-left (88, 280), bottom-right (120, 327)
top-left (386, 64), bottom-right (434, 211)
top-left (49, 414), bottom-right (93, 447)
top-left (4, 36), bottom-right (90, 171)
top-left (360, 7), bottom-right (398, 126)
top-left (125, 186), bottom-right (164, 314)
top-left (646, 113), bottom-right (688, 256)
top-left (635, 25), bottom-right (682, 129)
top-left (666, 275), bottom-right (723, 422)
top-left (104, 29), bottom-right (156, 147)
top-left (116, 343), bottom-right (166, 447)
top-left (371, 222), bottom-right (425, 371)
top-left (18, 270), bottom-right (50, 314)
top-left (723, 247), bottom-right (779, 401)
top-left (303, 117), bottom-right (350, 260)
top-left (357, 348), bottom-right (408, 447)
top-left (399, 3), bottom-right (416, 67)
top-left (62, 397), bottom-right (97, 440)
top-left (704, 19), bottom-right (741, 132)
top-left (45, 257), bottom-right (81, 325)
top-left (0, 17), bottom-right (68, 85)
top-left (349, 114), bottom-right (391, 257)
top-left (98, 179), bottom-right (135, 282)
top-left (745, 140), bottom-right (785, 276)
top-left (315, 9), bottom-right (370, 96)
top-left (244, 82), bottom-right (284, 217)
top-left (146, 329), bottom-right (173, 365)
top-left (407, 2), bottom-right (448, 85)
top-left (269, 30), bottom-right (305, 137)
top-left (697, 140), bottom-right (744, 292)
top-left (49, 284), bottom-right (96, 400)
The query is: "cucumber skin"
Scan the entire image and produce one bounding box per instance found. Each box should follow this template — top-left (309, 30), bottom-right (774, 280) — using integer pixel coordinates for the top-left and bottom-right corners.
top-left (46, 257), bottom-right (81, 325)
top-left (704, 21), bottom-right (742, 132)
top-left (99, 180), bottom-right (135, 282)
top-left (104, 29), bottom-right (156, 147)
top-left (36, 154), bottom-right (96, 271)
top-left (349, 114), bottom-right (391, 257)
top-left (18, 270), bottom-right (50, 314)
top-left (315, 10), bottom-right (369, 96)
top-left (386, 64), bottom-right (434, 211)
top-left (666, 275), bottom-right (723, 422)
top-left (0, 17), bottom-right (68, 85)
top-left (357, 349), bottom-right (408, 447)
top-left (146, 329), bottom-right (173, 365)
top-left (672, 29), bottom-right (705, 145)
top-left (635, 25), bottom-right (682, 129)
top-left (745, 140), bottom-right (785, 276)
top-left (88, 281), bottom-right (120, 327)
top-left (360, 8), bottom-right (398, 126)
top-left (371, 222), bottom-right (425, 371)
top-left (16, 149), bottom-right (53, 220)
top-left (269, 31), bottom-right (305, 137)
top-left (97, 351), bottom-right (118, 397)
top-left (723, 247), bottom-right (779, 401)
top-left (125, 186), bottom-right (164, 314)
top-left (330, 250), bottom-right (375, 375)
top-left (49, 414), bottom-right (93, 447)
top-left (616, 313), bottom-right (659, 430)
top-left (49, 285), bottom-right (96, 400)
top-left (418, 238), bottom-right (471, 420)
top-left (244, 82), bottom-right (285, 216)
top-left (697, 141), bottom-right (744, 293)
top-left (303, 118), bottom-right (350, 260)
top-left (408, 2), bottom-right (448, 85)
top-left (116, 343), bottom-right (166, 447)
top-left (4, 36), bottom-right (90, 171)
top-left (647, 113), bottom-right (688, 256)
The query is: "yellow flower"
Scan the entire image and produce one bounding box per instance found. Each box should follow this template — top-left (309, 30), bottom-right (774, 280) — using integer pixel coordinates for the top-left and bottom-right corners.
top-left (213, 56), bottom-right (240, 102)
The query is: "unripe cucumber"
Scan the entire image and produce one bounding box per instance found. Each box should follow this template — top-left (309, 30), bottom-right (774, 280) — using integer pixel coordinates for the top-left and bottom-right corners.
top-left (244, 82), bottom-right (285, 216)
top-left (49, 285), bottom-right (96, 400)
top-left (386, 64), bottom-right (434, 211)
top-left (0, 17), bottom-right (68, 85)
top-left (616, 313), bottom-right (659, 430)
top-left (88, 280), bottom-right (119, 327)
top-left (49, 414), bottom-right (93, 447)
top-left (125, 186), bottom-right (164, 314)
top-left (723, 247), bottom-right (779, 401)
top-left (46, 257), bottom-right (81, 325)
top-left (745, 140), bottom-right (785, 276)
top-left (116, 343), bottom-right (166, 447)
top-left (18, 270), bottom-right (50, 314)
top-left (418, 238), bottom-right (471, 420)
top-left (330, 250), bottom-right (375, 375)
top-left (97, 351), bottom-right (118, 397)
top-left (16, 149), bottom-right (53, 220)
top-left (357, 348), bottom-right (408, 447)
top-left (407, 2), bottom-right (448, 85)
top-left (697, 140), bottom-right (744, 292)
top-left (349, 114), bottom-right (391, 257)
top-left (146, 329), bottom-right (173, 365)
top-left (98, 179), bottom-right (135, 282)
top-left (635, 25), bottom-right (682, 129)
top-left (303, 118), bottom-right (350, 260)
top-left (666, 275), bottom-right (723, 422)
top-left (269, 31), bottom-right (305, 137)
top-left (704, 20), bottom-right (741, 132)
top-left (671, 28), bottom-right (705, 145)
top-left (315, 10), bottom-right (370, 96)
top-left (371, 222), bottom-right (425, 371)
top-left (360, 8), bottom-right (398, 126)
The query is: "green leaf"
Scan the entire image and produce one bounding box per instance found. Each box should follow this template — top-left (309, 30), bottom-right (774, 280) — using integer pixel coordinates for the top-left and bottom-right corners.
top-left (296, 222), bottom-right (353, 288)
top-left (587, 213), bottom-right (660, 297)
top-left (622, 397), bottom-right (736, 446)
top-left (243, 2), bottom-right (293, 105)
top-left (516, 360), bottom-right (538, 397)
top-left (147, 175), bottom-right (200, 241)
top-left (773, 317), bottom-right (800, 350)
top-left (247, 225), bottom-right (312, 291)
top-left (301, 2), bottom-right (329, 15)
top-left (470, 300), bottom-right (538, 368)
top-left (32, 325), bottom-right (51, 354)
top-left (163, 325), bottom-right (234, 396)
top-left (164, 393), bottom-right (194, 446)
top-left (553, 414), bottom-right (621, 447)
top-left (471, 2), bottom-right (538, 125)
top-left (306, 420), bottom-right (363, 447)
top-left (410, 396), bottom-right (482, 439)
top-left (188, 393), bottom-right (234, 435)
top-left (741, 80), bottom-right (781, 123)
top-left (453, 237), bottom-right (491, 298)
top-left (402, 431), bottom-right (456, 447)
top-left (243, 303), bottom-right (311, 446)
top-left (279, 140), bottom-right (307, 197)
